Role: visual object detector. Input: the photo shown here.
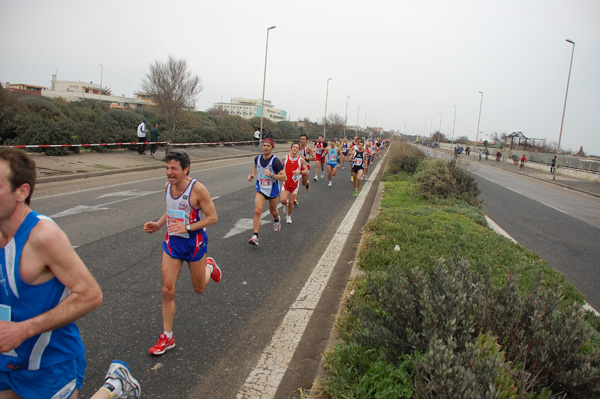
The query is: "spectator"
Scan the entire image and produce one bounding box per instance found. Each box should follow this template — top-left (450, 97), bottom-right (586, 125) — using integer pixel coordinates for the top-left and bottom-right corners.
top-left (137, 119), bottom-right (148, 155)
top-left (150, 122), bottom-right (160, 158)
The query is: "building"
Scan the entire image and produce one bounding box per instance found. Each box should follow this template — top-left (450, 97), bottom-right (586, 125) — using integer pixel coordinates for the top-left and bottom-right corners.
top-left (213, 97), bottom-right (287, 122)
top-left (42, 74), bottom-right (148, 109)
top-left (4, 83), bottom-right (46, 95)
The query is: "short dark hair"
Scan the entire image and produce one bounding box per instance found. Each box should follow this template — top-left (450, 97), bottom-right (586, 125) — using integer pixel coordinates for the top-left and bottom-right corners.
top-left (0, 147), bottom-right (36, 205)
top-left (290, 142), bottom-right (300, 149)
top-left (165, 149), bottom-right (191, 174)
top-left (300, 134), bottom-right (308, 140)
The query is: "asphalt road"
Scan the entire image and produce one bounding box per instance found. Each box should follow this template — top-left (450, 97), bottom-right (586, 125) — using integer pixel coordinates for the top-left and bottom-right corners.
top-left (31, 153), bottom-right (384, 398)
top-left (471, 163), bottom-right (600, 311)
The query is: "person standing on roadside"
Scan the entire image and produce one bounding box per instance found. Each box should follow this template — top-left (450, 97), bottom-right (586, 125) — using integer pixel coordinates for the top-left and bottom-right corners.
top-left (551, 156), bottom-right (556, 174)
top-left (247, 138), bottom-right (287, 246)
top-left (0, 147), bottom-right (103, 399)
top-left (520, 154), bottom-right (527, 169)
top-left (150, 122), bottom-right (160, 158)
top-left (137, 119), bottom-right (148, 155)
top-left (254, 129), bottom-right (261, 147)
top-left (143, 149), bottom-right (222, 355)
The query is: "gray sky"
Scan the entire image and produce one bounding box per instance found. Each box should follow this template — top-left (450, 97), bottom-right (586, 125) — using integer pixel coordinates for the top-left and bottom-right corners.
top-left (2, 0), bottom-right (599, 155)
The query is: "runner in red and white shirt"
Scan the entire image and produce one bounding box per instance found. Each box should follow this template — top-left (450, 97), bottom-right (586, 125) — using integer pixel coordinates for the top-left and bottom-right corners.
top-left (299, 134), bottom-right (315, 193)
top-left (313, 135), bottom-right (326, 181)
top-left (280, 142), bottom-right (309, 224)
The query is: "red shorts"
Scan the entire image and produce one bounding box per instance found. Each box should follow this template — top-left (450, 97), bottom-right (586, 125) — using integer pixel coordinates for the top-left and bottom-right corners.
top-left (316, 153), bottom-right (323, 162)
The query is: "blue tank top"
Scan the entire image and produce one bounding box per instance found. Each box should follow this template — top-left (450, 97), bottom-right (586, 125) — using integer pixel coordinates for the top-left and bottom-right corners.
top-left (0, 211), bottom-right (85, 371)
top-left (255, 155), bottom-right (281, 198)
top-left (326, 146), bottom-right (338, 165)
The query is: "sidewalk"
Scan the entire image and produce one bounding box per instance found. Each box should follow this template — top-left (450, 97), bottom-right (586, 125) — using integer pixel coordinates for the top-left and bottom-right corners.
top-left (461, 153), bottom-right (600, 199)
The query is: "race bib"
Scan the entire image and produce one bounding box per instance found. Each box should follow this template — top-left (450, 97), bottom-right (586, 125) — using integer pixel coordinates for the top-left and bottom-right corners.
top-left (167, 209), bottom-right (185, 227)
top-left (354, 158), bottom-right (363, 166)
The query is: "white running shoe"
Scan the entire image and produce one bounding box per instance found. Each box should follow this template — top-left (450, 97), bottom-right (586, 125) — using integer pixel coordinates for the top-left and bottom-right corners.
top-left (314, 175), bottom-right (318, 181)
top-left (248, 235), bottom-right (259, 246)
top-left (328, 181), bottom-right (332, 187)
top-left (273, 220), bottom-right (281, 232)
top-left (103, 360), bottom-right (141, 399)
top-left (286, 216), bottom-right (292, 224)
top-left (321, 173), bottom-right (324, 179)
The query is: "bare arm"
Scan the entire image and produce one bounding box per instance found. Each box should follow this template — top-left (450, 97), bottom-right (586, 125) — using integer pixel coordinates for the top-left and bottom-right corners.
top-left (0, 220), bottom-right (103, 353)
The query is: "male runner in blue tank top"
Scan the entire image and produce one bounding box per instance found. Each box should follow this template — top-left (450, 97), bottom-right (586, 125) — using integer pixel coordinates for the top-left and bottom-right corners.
top-left (144, 149), bottom-right (222, 356)
top-left (0, 147), bottom-right (104, 398)
top-left (247, 138), bottom-right (287, 246)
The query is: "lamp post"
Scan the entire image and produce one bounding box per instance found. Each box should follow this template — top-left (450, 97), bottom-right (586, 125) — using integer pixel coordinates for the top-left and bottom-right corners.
top-left (357, 105), bottom-right (360, 132)
top-left (553, 39), bottom-right (575, 181)
top-left (260, 25), bottom-right (276, 144)
top-left (474, 91), bottom-right (483, 156)
top-left (99, 64), bottom-right (103, 103)
top-left (451, 105), bottom-right (457, 152)
top-left (323, 78), bottom-right (332, 139)
top-left (343, 95), bottom-right (351, 138)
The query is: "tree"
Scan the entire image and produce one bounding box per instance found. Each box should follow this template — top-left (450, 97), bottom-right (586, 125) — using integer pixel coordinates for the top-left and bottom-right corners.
top-left (431, 131), bottom-right (447, 143)
top-left (141, 56), bottom-right (202, 144)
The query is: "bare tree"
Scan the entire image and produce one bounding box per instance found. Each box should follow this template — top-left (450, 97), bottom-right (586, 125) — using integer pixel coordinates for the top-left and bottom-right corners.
top-left (142, 56), bottom-right (202, 144)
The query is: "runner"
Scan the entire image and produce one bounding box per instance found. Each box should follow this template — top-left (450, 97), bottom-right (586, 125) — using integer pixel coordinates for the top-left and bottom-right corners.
top-left (349, 139), bottom-right (366, 196)
top-left (280, 142), bottom-right (309, 224)
top-left (341, 137), bottom-right (350, 169)
top-left (247, 138), bottom-right (287, 246)
top-left (325, 139), bottom-right (342, 187)
top-left (0, 147), bottom-right (103, 399)
top-left (363, 140), bottom-right (373, 180)
top-left (143, 149), bottom-right (221, 356)
top-left (313, 135), bottom-right (326, 181)
top-left (299, 134), bottom-right (316, 195)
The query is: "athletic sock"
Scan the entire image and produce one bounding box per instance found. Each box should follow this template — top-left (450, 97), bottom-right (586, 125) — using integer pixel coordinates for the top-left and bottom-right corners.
top-left (101, 379), bottom-right (123, 398)
top-left (164, 331), bottom-right (173, 339)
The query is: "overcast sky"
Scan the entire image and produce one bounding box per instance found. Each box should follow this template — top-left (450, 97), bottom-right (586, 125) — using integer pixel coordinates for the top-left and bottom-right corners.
top-left (2, 0), bottom-right (599, 155)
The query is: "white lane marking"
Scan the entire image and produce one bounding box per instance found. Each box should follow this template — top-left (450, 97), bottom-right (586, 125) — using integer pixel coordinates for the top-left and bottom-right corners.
top-left (506, 187), bottom-right (522, 195)
top-left (51, 190), bottom-right (163, 218)
top-left (541, 202), bottom-right (566, 214)
top-left (223, 204), bottom-right (283, 239)
top-left (32, 161), bottom-right (248, 201)
top-left (236, 157), bottom-right (385, 399)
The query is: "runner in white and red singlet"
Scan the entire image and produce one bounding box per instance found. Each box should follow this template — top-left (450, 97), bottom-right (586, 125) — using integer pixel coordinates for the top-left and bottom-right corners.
top-left (299, 134), bottom-right (316, 196)
top-left (313, 135), bottom-right (326, 181)
top-left (280, 142), bottom-right (309, 224)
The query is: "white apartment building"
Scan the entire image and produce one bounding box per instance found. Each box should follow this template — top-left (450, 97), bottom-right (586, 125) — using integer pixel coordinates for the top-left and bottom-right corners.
top-left (213, 97), bottom-right (287, 122)
top-left (42, 75), bottom-right (147, 108)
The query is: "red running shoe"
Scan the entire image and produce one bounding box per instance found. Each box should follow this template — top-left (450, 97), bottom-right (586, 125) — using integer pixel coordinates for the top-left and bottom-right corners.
top-left (149, 333), bottom-right (175, 355)
top-left (207, 257), bottom-right (221, 283)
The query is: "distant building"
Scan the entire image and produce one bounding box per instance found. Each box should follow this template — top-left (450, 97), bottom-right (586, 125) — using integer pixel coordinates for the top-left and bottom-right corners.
top-left (42, 74), bottom-right (147, 109)
top-left (4, 83), bottom-right (46, 95)
top-left (213, 97), bottom-right (287, 122)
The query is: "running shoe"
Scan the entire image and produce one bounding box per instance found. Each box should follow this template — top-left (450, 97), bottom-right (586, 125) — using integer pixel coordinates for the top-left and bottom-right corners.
top-left (342, 166), bottom-right (345, 170)
top-left (273, 220), bottom-right (281, 232)
top-left (351, 176), bottom-right (353, 182)
top-left (293, 198), bottom-right (299, 206)
top-left (314, 175), bottom-right (318, 181)
top-left (286, 216), bottom-right (292, 224)
top-left (103, 360), bottom-right (141, 399)
top-left (321, 173), bottom-right (324, 179)
top-left (249, 235), bottom-right (259, 246)
top-left (207, 257), bottom-right (221, 283)
top-left (149, 333), bottom-right (175, 355)
top-left (305, 183), bottom-right (310, 192)
top-left (328, 181), bottom-right (332, 187)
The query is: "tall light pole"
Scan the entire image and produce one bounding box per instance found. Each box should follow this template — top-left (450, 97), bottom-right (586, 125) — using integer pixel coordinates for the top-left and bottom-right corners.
top-left (99, 64), bottom-right (103, 103)
top-left (438, 113), bottom-right (442, 137)
top-left (474, 91), bottom-right (483, 156)
top-left (323, 78), bottom-right (332, 139)
top-left (343, 95), bottom-right (351, 138)
top-left (260, 25), bottom-right (276, 144)
top-left (451, 105), bottom-right (457, 151)
top-left (357, 105), bottom-right (360, 131)
top-left (553, 39), bottom-right (575, 181)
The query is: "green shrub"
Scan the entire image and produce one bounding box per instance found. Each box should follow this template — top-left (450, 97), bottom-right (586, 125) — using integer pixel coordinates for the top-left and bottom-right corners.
top-left (349, 258), bottom-right (600, 397)
top-left (416, 159), bottom-right (481, 206)
top-left (386, 142), bottom-right (426, 174)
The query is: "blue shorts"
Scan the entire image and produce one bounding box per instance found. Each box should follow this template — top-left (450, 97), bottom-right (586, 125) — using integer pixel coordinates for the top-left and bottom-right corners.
top-left (163, 230), bottom-right (208, 263)
top-left (0, 355), bottom-right (85, 398)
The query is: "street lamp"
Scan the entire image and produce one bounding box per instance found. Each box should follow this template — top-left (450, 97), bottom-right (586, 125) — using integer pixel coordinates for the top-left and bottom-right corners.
top-left (451, 105), bottom-right (457, 151)
top-left (357, 105), bottom-right (360, 130)
top-left (553, 39), bottom-right (575, 181)
top-left (99, 64), bottom-right (103, 103)
top-left (323, 78), bottom-right (332, 139)
top-left (475, 91), bottom-right (483, 156)
top-left (260, 25), bottom-right (276, 144)
top-left (343, 95), bottom-right (351, 138)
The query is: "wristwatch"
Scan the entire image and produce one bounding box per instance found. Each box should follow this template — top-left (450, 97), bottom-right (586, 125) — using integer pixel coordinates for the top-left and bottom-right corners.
top-left (185, 224), bottom-right (192, 233)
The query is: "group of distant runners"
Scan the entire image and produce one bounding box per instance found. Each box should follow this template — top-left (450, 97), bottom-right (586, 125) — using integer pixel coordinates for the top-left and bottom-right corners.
top-left (0, 135), bottom-right (386, 398)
